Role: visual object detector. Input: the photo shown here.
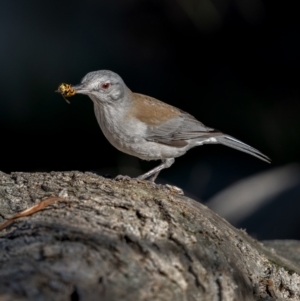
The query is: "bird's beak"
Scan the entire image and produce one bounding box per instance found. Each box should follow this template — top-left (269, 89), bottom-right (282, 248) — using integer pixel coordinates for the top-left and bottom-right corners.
top-left (71, 84), bottom-right (90, 95)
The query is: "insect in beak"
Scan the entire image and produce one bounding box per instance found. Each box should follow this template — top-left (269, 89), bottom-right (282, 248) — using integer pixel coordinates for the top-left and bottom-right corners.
top-left (55, 83), bottom-right (76, 104)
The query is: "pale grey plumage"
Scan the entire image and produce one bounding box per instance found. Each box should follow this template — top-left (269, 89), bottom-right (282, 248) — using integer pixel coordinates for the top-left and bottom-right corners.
top-left (68, 70), bottom-right (270, 181)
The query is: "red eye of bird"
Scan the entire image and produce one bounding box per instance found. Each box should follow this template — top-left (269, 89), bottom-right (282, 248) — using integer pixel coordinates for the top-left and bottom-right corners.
top-left (101, 82), bottom-right (110, 89)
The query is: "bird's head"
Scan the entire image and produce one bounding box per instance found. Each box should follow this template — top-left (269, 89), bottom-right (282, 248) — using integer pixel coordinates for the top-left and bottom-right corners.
top-left (72, 70), bottom-right (127, 105)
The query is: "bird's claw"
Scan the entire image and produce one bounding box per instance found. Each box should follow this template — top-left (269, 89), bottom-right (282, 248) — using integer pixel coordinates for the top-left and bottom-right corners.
top-left (114, 175), bottom-right (132, 181)
top-left (165, 184), bottom-right (184, 195)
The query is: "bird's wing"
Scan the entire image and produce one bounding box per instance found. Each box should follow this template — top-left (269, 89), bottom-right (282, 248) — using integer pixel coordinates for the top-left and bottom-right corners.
top-left (145, 111), bottom-right (219, 147)
top-left (130, 93), bottom-right (270, 163)
top-left (145, 113), bottom-right (271, 163)
top-left (129, 93), bottom-right (218, 148)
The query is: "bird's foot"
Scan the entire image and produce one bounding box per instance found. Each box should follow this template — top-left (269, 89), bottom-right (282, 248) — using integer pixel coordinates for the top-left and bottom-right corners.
top-left (165, 184), bottom-right (184, 195)
top-left (115, 174), bottom-right (148, 183)
top-left (114, 175), bottom-right (132, 181)
top-left (147, 182), bottom-right (184, 195)
top-left (114, 175), bottom-right (183, 194)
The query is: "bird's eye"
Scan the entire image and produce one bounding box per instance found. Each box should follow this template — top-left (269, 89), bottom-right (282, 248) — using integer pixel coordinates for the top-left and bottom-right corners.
top-left (101, 82), bottom-right (110, 89)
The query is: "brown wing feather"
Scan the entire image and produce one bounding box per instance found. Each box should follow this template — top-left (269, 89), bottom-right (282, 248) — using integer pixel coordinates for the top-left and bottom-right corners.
top-left (128, 92), bottom-right (181, 125)
top-left (128, 92), bottom-right (217, 147)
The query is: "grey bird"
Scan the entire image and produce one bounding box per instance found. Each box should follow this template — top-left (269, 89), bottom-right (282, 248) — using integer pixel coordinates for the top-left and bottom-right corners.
top-left (62, 70), bottom-right (270, 181)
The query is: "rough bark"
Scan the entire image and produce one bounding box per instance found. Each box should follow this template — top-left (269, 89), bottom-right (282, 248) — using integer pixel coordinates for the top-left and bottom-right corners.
top-left (0, 170), bottom-right (299, 301)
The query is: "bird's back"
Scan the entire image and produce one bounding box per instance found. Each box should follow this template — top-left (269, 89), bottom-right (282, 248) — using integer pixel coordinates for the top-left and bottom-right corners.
top-left (128, 92), bottom-right (182, 126)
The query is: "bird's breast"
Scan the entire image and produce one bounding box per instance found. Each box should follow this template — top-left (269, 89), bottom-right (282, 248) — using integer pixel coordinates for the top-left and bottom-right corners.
top-left (93, 103), bottom-right (147, 152)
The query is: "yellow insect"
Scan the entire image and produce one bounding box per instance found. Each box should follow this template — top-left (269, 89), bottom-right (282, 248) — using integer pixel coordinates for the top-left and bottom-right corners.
top-left (56, 83), bottom-right (76, 104)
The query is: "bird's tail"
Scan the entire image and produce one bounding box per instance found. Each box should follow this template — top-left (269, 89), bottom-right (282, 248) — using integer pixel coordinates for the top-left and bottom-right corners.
top-left (215, 134), bottom-right (270, 163)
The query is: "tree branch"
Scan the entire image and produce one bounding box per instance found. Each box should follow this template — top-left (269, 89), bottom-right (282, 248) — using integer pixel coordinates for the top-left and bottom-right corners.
top-left (0, 170), bottom-right (299, 301)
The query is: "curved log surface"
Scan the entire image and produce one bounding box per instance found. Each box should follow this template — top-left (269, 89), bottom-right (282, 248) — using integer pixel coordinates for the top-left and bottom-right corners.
top-left (0, 170), bottom-right (299, 301)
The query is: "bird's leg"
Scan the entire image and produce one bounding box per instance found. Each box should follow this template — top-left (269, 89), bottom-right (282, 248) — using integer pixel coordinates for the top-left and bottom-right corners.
top-left (137, 158), bottom-right (175, 181)
top-left (148, 172), bottom-right (160, 182)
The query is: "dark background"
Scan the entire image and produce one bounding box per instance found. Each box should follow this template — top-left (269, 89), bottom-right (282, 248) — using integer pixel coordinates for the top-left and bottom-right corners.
top-left (1, 0), bottom-right (299, 240)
